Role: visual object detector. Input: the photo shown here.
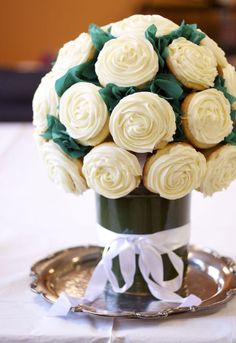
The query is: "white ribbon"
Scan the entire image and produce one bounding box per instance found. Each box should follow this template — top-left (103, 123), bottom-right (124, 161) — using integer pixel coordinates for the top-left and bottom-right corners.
top-left (85, 223), bottom-right (192, 302)
top-left (49, 223), bottom-right (202, 316)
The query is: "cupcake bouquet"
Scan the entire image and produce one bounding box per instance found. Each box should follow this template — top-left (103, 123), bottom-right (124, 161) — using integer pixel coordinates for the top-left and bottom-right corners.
top-left (33, 14), bottom-right (236, 201)
top-left (32, 15), bottom-right (236, 311)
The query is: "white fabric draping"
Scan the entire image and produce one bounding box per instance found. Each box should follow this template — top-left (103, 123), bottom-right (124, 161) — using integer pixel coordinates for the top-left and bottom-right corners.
top-left (0, 123), bottom-right (236, 343)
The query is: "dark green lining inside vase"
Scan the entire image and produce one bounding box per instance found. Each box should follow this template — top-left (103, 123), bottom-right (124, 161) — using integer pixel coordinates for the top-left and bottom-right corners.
top-left (96, 188), bottom-right (190, 233)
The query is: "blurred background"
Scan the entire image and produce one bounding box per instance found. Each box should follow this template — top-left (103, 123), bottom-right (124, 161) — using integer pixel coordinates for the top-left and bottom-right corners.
top-left (1, 0), bottom-right (236, 122)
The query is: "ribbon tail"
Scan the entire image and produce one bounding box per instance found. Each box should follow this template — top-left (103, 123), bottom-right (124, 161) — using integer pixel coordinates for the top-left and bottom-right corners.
top-left (48, 261), bottom-right (108, 317)
top-left (48, 292), bottom-right (82, 317)
top-left (118, 243), bottom-right (136, 290)
top-left (84, 260), bottom-right (108, 302)
top-left (103, 239), bottom-right (137, 294)
top-left (139, 253), bottom-right (183, 302)
top-left (178, 294), bottom-right (202, 308)
top-left (138, 253), bottom-right (202, 306)
top-left (138, 242), bottom-right (164, 285)
top-left (161, 250), bottom-right (184, 292)
top-left (145, 275), bottom-right (202, 306)
top-left (148, 281), bottom-right (183, 302)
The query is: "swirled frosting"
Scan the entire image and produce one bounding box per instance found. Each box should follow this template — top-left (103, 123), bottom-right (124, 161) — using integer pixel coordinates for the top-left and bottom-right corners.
top-left (59, 82), bottom-right (109, 146)
top-left (182, 89), bottom-right (232, 148)
top-left (52, 33), bottom-right (95, 74)
top-left (109, 92), bottom-right (176, 153)
top-left (199, 30), bottom-right (227, 68)
top-left (144, 143), bottom-right (206, 199)
top-left (222, 63), bottom-right (236, 110)
top-left (32, 72), bottom-right (59, 132)
top-left (82, 142), bottom-right (142, 198)
top-left (38, 140), bottom-right (87, 194)
top-left (166, 37), bottom-right (218, 90)
top-left (95, 35), bottom-right (159, 87)
top-left (199, 144), bottom-right (236, 196)
top-left (111, 14), bottom-right (178, 37)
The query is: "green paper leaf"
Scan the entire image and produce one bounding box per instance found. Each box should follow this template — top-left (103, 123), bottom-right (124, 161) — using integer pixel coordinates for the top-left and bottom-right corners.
top-left (169, 21), bottom-right (205, 44)
top-left (145, 24), bottom-right (165, 70)
top-left (214, 75), bottom-right (236, 105)
top-left (214, 76), bottom-right (236, 147)
top-left (224, 109), bottom-right (236, 146)
top-left (230, 110), bottom-right (236, 121)
top-left (89, 24), bottom-right (114, 51)
top-left (174, 115), bottom-right (185, 141)
top-left (225, 127), bottom-right (236, 145)
top-left (169, 99), bottom-right (186, 141)
top-left (145, 21), bottom-right (205, 72)
top-left (55, 57), bottom-right (99, 97)
top-left (99, 83), bottom-right (138, 113)
top-left (55, 25), bottom-right (114, 98)
top-left (214, 77), bottom-right (236, 146)
top-left (41, 115), bottom-right (92, 158)
top-left (147, 73), bottom-right (184, 100)
top-left (99, 74), bottom-right (185, 117)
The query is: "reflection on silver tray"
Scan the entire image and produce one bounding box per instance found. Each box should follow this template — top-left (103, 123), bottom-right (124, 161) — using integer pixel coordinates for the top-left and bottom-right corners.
top-left (30, 245), bottom-right (236, 320)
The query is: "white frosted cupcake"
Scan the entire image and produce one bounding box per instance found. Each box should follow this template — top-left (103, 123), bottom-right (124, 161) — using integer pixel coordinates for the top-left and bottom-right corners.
top-left (199, 31), bottom-right (227, 68)
top-left (95, 35), bottom-right (159, 87)
top-left (111, 14), bottom-right (178, 37)
top-left (109, 92), bottom-right (176, 153)
top-left (166, 37), bottom-right (218, 90)
top-left (52, 33), bottom-right (95, 75)
top-left (82, 142), bottom-right (142, 198)
top-left (38, 140), bottom-right (87, 195)
top-left (59, 82), bottom-right (109, 146)
top-left (32, 72), bottom-right (59, 132)
top-left (144, 143), bottom-right (206, 199)
top-left (221, 64), bottom-right (236, 110)
top-left (199, 144), bottom-right (236, 196)
top-left (182, 89), bottom-right (232, 149)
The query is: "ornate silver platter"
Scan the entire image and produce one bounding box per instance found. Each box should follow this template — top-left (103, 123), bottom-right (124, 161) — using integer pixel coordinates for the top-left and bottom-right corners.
top-left (30, 245), bottom-right (236, 319)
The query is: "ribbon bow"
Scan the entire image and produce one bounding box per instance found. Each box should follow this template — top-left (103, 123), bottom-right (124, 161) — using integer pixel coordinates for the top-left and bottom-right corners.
top-left (84, 224), bottom-right (199, 304)
top-left (48, 224), bottom-right (202, 316)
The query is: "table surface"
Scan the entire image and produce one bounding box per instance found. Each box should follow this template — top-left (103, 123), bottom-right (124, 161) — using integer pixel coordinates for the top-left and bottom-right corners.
top-left (1, 123), bottom-right (236, 343)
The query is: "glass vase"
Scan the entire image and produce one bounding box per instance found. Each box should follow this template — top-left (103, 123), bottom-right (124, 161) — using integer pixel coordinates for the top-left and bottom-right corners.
top-left (95, 184), bottom-right (190, 297)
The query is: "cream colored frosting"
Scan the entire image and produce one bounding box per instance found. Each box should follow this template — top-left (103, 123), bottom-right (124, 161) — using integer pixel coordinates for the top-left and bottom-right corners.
top-left (222, 63), bottom-right (236, 110)
top-left (185, 89), bottom-right (232, 145)
top-left (199, 31), bottom-right (227, 68)
top-left (52, 33), bottom-right (95, 75)
top-left (167, 37), bottom-right (218, 90)
top-left (200, 144), bottom-right (236, 196)
top-left (144, 143), bottom-right (206, 199)
top-left (111, 14), bottom-right (178, 37)
top-left (38, 140), bottom-right (87, 194)
top-left (95, 35), bottom-right (159, 87)
top-left (82, 142), bottom-right (142, 198)
top-left (59, 82), bottom-right (109, 146)
top-left (109, 92), bottom-right (176, 153)
top-left (32, 72), bottom-right (59, 132)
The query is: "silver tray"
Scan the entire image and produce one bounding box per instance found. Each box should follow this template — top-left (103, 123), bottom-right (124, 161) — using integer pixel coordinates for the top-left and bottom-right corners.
top-left (30, 245), bottom-right (236, 319)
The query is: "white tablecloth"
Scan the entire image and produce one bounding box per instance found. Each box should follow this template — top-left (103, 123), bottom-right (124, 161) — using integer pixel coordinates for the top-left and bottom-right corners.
top-left (0, 123), bottom-right (236, 343)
